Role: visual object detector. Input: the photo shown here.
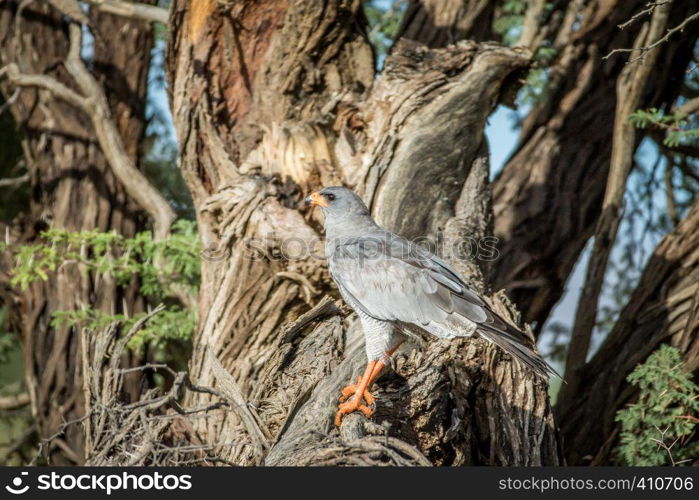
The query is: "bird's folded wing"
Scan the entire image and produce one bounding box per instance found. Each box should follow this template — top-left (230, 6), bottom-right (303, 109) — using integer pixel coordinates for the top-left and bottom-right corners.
top-left (329, 233), bottom-right (558, 378)
top-left (328, 235), bottom-right (488, 327)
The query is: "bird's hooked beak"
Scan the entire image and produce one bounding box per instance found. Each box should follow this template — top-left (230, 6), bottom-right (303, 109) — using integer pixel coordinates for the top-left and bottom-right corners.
top-left (304, 191), bottom-right (329, 208)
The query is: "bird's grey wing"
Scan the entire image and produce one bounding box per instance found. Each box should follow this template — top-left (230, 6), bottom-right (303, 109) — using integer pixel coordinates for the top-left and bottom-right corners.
top-left (410, 242), bottom-right (558, 377)
top-left (328, 236), bottom-right (463, 326)
top-left (329, 234), bottom-right (558, 378)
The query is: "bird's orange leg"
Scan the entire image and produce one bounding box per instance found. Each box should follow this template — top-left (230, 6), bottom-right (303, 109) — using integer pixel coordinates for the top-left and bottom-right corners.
top-left (335, 341), bottom-right (404, 426)
top-left (335, 361), bottom-right (376, 426)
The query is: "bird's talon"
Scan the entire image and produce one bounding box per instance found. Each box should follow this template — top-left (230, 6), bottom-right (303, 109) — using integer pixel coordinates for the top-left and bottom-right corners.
top-left (335, 397), bottom-right (375, 426)
top-left (358, 404), bottom-right (373, 418)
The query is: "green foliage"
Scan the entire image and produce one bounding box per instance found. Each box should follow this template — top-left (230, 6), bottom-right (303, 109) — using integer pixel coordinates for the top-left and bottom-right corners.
top-left (615, 345), bottom-right (699, 466)
top-left (363, 0), bottom-right (406, 65)
top-left (494, 0), bottom-right (526, 46)
top-left (629, 108), bottom-right (699, 148)
top-left (10, 219), bottom-right (199, 297)
top-left (8, 220), bottom-right (200, 352)
top-left (51, 305), bottom-right (194, 352)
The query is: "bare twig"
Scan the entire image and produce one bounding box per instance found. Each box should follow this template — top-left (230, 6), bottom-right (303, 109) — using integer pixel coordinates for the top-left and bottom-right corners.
top-left (30, 415), bottom-right (89, 465)
top-left (618, 1), bottom-right (672, 30)
top-left (0, 173), bottom-right (29, 187)
top-left (650, 425), bottom-right (684, 466)
top-left (77, 313), bottom-right (254, 466)
top-left (605, 8), bottom-right (699, 61)
top-left (83, 0), bottom-right (169, 24)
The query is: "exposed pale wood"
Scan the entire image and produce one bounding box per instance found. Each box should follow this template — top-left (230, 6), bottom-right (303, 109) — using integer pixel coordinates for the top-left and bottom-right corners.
top-left (84, 0), bottom-right (169, 24)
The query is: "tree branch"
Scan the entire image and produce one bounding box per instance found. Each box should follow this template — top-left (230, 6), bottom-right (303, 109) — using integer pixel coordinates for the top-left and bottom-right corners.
top-left (1, 21), bottom-right (176, 241)
top-left (675, 95), bottom-right (699, 117)
top-left (0, 392), bottom-right (30, 410)
top-left (63, 23), bottom-right (175, 240)
top-left (0, 63), bottom-right (88, 109)
top-left (0, 173), bottom-right (29, 187)
top-left (83, 0), bottom-right (169, 24)
top-left (559, 0), bottom-right (674, 406)
top-left (605, 8), bottom-right (699, 61)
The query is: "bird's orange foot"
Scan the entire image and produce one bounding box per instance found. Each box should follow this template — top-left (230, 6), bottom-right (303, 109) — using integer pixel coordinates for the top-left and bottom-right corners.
top-left (335, 394), bottom-right (374, 426)
top-left (338, 376), bottom-right (376, 405)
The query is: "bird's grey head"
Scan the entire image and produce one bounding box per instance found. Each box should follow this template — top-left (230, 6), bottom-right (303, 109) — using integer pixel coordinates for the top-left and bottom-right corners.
top-left (304, 186), bottom-right (373, 231)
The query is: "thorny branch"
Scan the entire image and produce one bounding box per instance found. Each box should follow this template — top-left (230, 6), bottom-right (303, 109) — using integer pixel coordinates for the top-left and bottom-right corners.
top-left (74, 308), bottom-right (259, 466)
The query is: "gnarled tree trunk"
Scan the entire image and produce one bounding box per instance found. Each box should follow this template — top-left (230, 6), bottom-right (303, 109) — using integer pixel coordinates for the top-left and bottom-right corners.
top-left (167, 0), bottom-right (560, 466)
top-left (0, 2), bottom-right (154, 464)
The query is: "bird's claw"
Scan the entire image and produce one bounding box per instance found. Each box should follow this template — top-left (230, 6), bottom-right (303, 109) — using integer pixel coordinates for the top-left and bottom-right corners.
top-left (338, 377), bottom-right (375, 405)
top-left (335, 395), bottom-right (374, 426)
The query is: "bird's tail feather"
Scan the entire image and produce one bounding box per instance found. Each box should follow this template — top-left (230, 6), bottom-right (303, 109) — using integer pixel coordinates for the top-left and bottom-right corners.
top-left (477, 322), bottom-right (560, 380)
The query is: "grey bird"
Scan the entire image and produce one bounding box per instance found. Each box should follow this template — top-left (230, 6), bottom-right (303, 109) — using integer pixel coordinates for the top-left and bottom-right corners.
top-left (305, 186), bottom-right (557, 426)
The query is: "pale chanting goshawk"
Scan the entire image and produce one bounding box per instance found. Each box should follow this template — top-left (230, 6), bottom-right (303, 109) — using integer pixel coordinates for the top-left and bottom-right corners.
top-left (305, 187), bottom-right (557, 426)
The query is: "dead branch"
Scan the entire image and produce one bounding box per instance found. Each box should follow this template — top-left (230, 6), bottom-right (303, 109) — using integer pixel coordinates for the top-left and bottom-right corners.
top-left (0, 173), bottom-right (29, 187)
top-left (618, 1), bottom-right (673, 30)
top-left (83, 0), bottom-right (169, 24)
top-left (605, 5), bottom-right (699, 60)
top-left (0, 392), bottom-right (30, 410)
top-left (77, 309), bottom-right (253, 466)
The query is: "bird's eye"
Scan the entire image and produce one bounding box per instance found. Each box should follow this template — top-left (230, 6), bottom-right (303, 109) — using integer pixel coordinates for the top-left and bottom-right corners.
top-left (325, 193), bottom-right (336, 201)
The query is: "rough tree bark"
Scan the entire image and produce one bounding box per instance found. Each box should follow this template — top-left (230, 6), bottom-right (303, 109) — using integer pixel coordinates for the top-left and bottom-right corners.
top-left (0, 1), bottom-right (154, 463)
top-left (393, 0), bottom-right (699, 467)
top-left (557, 199), bottom-right (699, 465)
top-left (490, 0), bottom-right (699, 329)
top-left (397, 0), bottom-right (497, 47)
top-left (391, 0), bottom-right (699, 332)
top-left (167, 0), bottom-right (559, 466)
